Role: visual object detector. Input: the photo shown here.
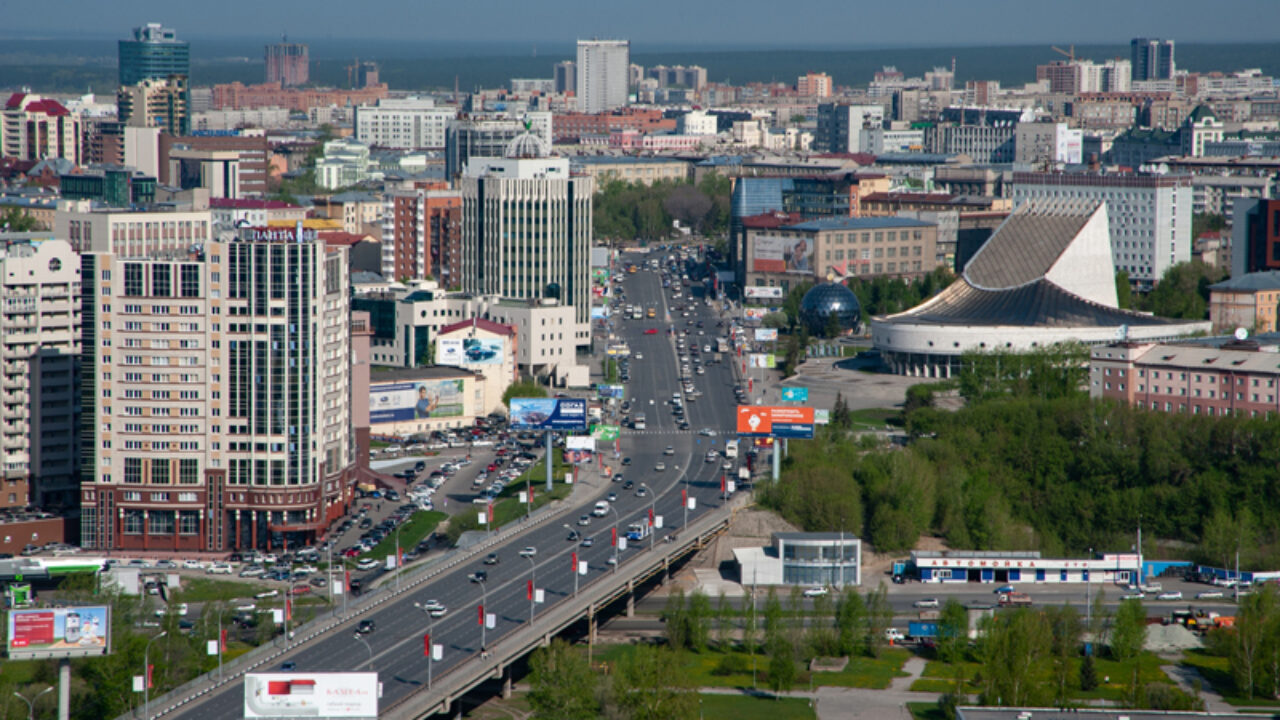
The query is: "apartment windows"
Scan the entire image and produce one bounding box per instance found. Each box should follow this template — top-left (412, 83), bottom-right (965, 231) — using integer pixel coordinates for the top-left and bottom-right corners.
top-left (179, 459), bottom-right (199, 484)
top-left (178, 510), bottom-right (199, 535)
top-left (152, 264), bottom-right (171, 297)
top-left (124, 458), bottom-right (142, 484)
top-left (147, 510), bottom-right (174, 535)
top-left (124, 263), bottom-right (144, 296)
top-left (122, 510), bottom-right (144, 534)
top-left (151, 460), bottom-right (170, 484)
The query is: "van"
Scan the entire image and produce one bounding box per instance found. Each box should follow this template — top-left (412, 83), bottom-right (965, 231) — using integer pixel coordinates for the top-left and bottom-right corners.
top-left (725, 440), bottom-right (739, 459)
top-left (592, 501), bottom-right (609, 517)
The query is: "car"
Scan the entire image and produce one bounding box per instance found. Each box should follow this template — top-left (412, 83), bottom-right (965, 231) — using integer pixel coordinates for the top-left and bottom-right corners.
top-left (469, 571), bottom-right (488, 583)
top-left (356, 558), bottom-right (379, 571)
top-left (636, 486), bottom-right (649, 497)
top-left (581, 536), bottom-right (595, 548)
top-left (1121, 591), bottom-right (1145, 600)
top-left (607, 492), bottom-right (618, 502)
top-left (1156, 591), bottom-right (1184, 601)
top-left (421, 599), bottom-right (446, 613)
top-left (578, 515), bottom-right (592, 526)
top-left (256, 590), bottom-right (280, 599)
top-left (182, 559), bottom-right (204, 570)
top-left (607, 556), bottom-right (618, 566)
top-left (1196, 590), bottom-right (1225, 599)
top-left (634, 353), bottom-right (643, 360)
top-left (913, 598), bottom-right (940, 609)
top-left (654, 462), bottom-right (666, 472)
top-left (803, 587), bottom-right (829, 598)
top-left (994, 585), bottom-right (1016, 594)
top-left (280, 661), bottom-right (297, 671)
top-left (644, 328), bottom-right (658, 335)
top-left (290, 584), bottom-right (312, 596)
top-left (722, 460), bottom-right (733, 471)
top-left (483, 552), bottom-right (500, 565)
top-left (519, 546), bottom-right (537, 558)
top-left (566, 530), bottom-right (580, 542)
top-left (155, 560), bottom-right (177, 570)
top-left (698, 428), bottom-right (717, 437)
top-left (622, 457), bottom-right (632, 466)
top-left (623, 480), bottom-right (634, 490)
top-left (356, 620), bottom-right (376, 635)
top-left (239, 566), bottom-right (264, 578)
top-left (207, 563), bottom-right (233, 575)
top-left (664, 446), bottom-right (674, 456)
top-left (310, 577), bottom-right (327, 587)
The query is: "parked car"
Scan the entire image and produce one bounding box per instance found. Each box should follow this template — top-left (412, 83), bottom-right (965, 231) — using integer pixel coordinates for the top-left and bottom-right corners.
top-left (356, 558), bottom-right (379, 571)
top-left (207, 563), bottom-right (233, 575)
top-left (803, 587), bottom-right (828, 598)
top-left (913, 598), bottom-right (940, 609)
top-left (1156, 591), bottom-right (1184, 601)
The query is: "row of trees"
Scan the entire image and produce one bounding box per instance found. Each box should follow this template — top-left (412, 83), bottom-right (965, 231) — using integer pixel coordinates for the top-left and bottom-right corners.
top-left (527, 640), bottom-right (697, 720)
top-left (764, 346), bottom-right (1280, 564)
top-left (594, 176), bottom-right (731, 242)
top-left (1116, 260), bottom-right (1227, 320)
top-left (1209, 583), bottom-right (1280, 699)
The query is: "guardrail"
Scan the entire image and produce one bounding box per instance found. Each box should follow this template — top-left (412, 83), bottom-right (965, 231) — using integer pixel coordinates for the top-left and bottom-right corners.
top-left (134, 469), bottom-right (605, 720)
top-left (380, 498), bottom-right (739, 720)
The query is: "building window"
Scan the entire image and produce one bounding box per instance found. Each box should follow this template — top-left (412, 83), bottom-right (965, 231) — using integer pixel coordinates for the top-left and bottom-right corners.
top-left (179, 510), bottom-right (200, 535)
top-left (179, 459), bottom-right (199, 485)
top-left (147, 510), bottom-right (174, 535)
top-left (123, 510), bottom-right (144, 534)
top-left (124, 458), bottom-right (143, 484)
top-left (151, 460), bottom-right (170, 485)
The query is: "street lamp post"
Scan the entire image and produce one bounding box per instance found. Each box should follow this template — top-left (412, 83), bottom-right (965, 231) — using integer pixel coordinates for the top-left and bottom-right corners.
top-left (13, 687), bottom-right (52, 720)
top-left (524, 554), bottom-right (537, 623)
top-left (608, 504), bottom-right (621, 571)
top-left (395, 522), bottom-right (402, 593)
top-left (640, 483), bottom-right (655, 551)
top-left (478, 577), bottom-right (489, 654)
top-left (215, 607), bottom-right (226, 681)
top-left (143, 631), bottom-right (167, 720)
top-left (353, 632), bottom-right (374, 670)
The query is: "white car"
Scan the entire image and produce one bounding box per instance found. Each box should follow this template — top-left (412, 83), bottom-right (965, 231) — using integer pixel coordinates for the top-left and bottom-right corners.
top-left (664, 446), bottom-right (675, 456)
top-left (1196, 590), bottom-right (1225, 599)
top-left (207, 563), bottom-right (233, 575)
top-left (913, 598), bottom-right (940, 609)
top-left (356, 558), bottom-right (379, 571)
top-left (1156, 591), bottom-right (1184, 601)
top-left (182, 559), bottom-right (205, 570)
top-left (255, 590), bottom-right (279, 599)
top-left (519, 546), bottom-right (537, 558)
top-left (803, 587), bottom-right (828, 598)
top-left (1121, 591), bottom-right (1145, 600)
top-left (654, 462), bottom-right (666, 472)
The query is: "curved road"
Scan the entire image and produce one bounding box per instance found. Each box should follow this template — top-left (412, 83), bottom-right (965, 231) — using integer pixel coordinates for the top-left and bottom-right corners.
top-left (164, 251), bottom-right (742, 719)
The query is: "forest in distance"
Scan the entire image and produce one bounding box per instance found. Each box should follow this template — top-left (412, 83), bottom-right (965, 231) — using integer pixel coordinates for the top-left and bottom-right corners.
top-left (763, 346), bottom-right (1280, 570)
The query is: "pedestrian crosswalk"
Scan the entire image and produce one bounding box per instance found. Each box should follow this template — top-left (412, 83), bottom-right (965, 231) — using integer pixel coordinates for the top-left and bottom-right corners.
top-left (618, 429), bottom-right (732, 437)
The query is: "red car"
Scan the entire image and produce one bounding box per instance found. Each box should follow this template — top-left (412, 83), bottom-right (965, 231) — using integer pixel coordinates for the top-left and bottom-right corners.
top-left (644, 328), bottom-right (658, 335)
top-left (290, 584), bottom-right (312, 596)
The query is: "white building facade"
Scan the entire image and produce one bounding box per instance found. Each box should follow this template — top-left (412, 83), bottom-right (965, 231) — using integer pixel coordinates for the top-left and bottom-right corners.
top-left (354, 98), bottom-right (456, 150)
top-left (576, 40), bottom-right (630, 114)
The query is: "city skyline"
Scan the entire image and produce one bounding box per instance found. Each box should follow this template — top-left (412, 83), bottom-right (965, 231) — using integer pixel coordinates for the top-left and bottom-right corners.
top-left (5, 0), bottom-right (1279, 46)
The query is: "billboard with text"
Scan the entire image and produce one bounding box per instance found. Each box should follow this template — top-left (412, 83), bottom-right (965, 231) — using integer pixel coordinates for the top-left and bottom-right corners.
top-left (509, 398), bottom-right (588, 431)
top-left (736, 406), bottom-right (815, 439)
top-left (370, 379), bottom-right (465, 423)
top-left (244, 672), bottom-right (378, 718)
top-left (744, 286), bottom-right (784, 299)
top-left (752, 235), bottom-right (814, 274)
top-left (754, 328), bottom-right (779, 342)
top-left (7, 606), bottom-right (111, 660)
top-left (438, 337), bottom-right (504, 366)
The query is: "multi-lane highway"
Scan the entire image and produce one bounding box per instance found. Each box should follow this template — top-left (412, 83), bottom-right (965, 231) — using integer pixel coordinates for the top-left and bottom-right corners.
top-left (161, 251), bottom-right (742, 719)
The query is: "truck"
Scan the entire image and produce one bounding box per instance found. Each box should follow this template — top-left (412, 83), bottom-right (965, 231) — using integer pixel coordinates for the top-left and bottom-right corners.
top-left (625, 522), bottom-right (650, 542)
top-left (998, 592), bottom-right (1033, 607)
top-left (725, 440), bottom-right (739, 459)
top-left (633, 413), bottom-right (646, 430)
top-left (908, 621), bottom-right (939, 641)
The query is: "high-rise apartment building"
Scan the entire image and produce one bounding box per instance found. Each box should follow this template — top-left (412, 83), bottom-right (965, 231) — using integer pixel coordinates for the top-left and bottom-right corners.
top-left (1012, 172), bottom-right (1191, 288)
top-left (0, 237), bottom-right (81, 512)
top-left (117, 75), bottom-right (190, 135)
top-left (646, 65), bottom-right (707, 91)
top-left (381, 186), bottom-right (462, 285)
top-left (79, 225), bottom-right (354, 552)
top-left (461, 134), bottom-right (593, 342)
top-left (119, 23), bottom-right (190, 87)
top-left (445, 113), bottom-right (553, 180)
top-left (816, 103), bottom-right (884, 154)
top-left (1131, 38), bottom-right (1176, 82)
top-left (797, 73), bottom-right (833, 98)
top-left (354, 98), bottom-right (456, 150)
top-left (265, 41), bottom-right (309, 87)
top-left (554, 61), bottom-right (576, 94)
top-left (576, 40), bottom-right (630, 114)
top-left (1, 93), bottom-right (82, 164)
top-left (1231, 198), bottom-right (1280, 278)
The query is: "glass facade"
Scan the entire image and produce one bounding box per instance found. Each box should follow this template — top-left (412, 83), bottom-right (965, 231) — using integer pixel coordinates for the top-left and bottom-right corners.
top-left (777, 535), bottom-right (861, 587)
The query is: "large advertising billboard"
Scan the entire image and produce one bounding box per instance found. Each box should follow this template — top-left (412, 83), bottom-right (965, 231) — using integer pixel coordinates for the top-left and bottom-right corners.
top-left (752, 235), bottom-right (814, 274)
top-left (437, 338), bottom-right (504, 367)
top-left (597, 384), bottom-right (625, 400)
top-left (8, 606), bottom-right (111, 660)
top-left (244, 672), bottom-right (378, 718)
top-left (736, 406), bottom-right (815, 439)
top-left (509, 398), bottom-right (589, 431)
top-left (747, 353), bottom-right (776, 369)
top-left (754, 328), bottom-right (779, 342)
top-left (370, 379), bottom-right (465, 424)
top-left (744, 286), bottom-right (784, 299)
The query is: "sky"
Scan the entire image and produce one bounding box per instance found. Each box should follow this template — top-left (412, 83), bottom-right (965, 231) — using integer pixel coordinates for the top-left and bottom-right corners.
top-left (5, 0), bottom-right (1279, 48)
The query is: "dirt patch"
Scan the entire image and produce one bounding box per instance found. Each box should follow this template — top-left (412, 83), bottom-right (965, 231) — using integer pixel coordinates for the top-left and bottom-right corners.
top-left (1146, 623), bottom-right (1203, 653)
top-left (810, 656), bottom-right (849, 672)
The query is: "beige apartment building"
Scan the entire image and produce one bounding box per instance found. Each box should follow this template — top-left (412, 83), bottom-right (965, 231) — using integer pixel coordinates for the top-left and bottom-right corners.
top-left (79, 225), bottom-right (355, 552)
top-left (744, 216), bottom-right (939, 293)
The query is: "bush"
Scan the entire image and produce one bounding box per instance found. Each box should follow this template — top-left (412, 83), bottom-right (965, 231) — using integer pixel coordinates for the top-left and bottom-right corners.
top-left (1143, 683), bottom-right (1203, 711)
top-left (711, 652), bottom-right (752, 676)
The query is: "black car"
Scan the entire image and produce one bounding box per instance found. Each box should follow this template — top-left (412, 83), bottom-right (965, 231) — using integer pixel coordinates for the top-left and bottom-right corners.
top-left (470, 571), bottom-right (488, 583)
top-left (356, 619), bottom-right (376, 634)
top-left (484, 553), bottom-right (499, 565)
top-left (623, 480), bottom-right (634, 490)
top-left (622, 457), bottom-right (632, 466)
top-left (566, 530), bottom-right (580, 542)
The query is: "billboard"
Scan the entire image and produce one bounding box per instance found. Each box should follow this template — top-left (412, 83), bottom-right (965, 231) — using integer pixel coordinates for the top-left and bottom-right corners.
top-left (597, 384), bottom-right (625, 400)
top-left (591, 424), bottom-right (620, 442)
top-left (592, 267), bottom-right (611, 285)
top-left (370, 379), bottom-right (466, 423)
top-left (752, 235), bottom-right (814, 274)
top-left (744, 286), bottom-right (784, 299)
top-left (814, 409), bottom-right (830, 425)
top-left (244, 672), bottom-right (378, 718)
top-left (590, 307), bottom-right (609, 320)
top-left (754, 328), bottom-right (779, 342)
top-left (566, 436), bottom-right (596, 452)
top-left (780, 386), bottom-right (809, 403)
top-left (563, 449), bottom-right (595, 465)
top-left (736, 406), bottom-right (816, 439)
top-left (438, 337), bottom-right (504, 367)
top-left (8, 606), bottom-right (111, 660)
top-left (747, 353), bottom-right (776, 369)
top-left (509, 398), bottom-right (588, 431)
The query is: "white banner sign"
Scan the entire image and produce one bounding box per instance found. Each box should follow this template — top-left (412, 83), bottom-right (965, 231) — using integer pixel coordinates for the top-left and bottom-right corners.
top-left (535, 589), bottom-right (545, 603)
top-left (485, 613), bottom-right (496, 629)
top-left (655, 516), bottom-right (664, 529)
top-left (744, 286), bottom-right (784, 299)
top-left (578, 561), bottom-right (589, 575)
top-left (565, 436), bottom-right (596, 451)
top-left (687, 497), bottom-right (697, 510)
top-left (478, 512), bottom-right (488, 525)
top-left (207, 640), bottom-right (219, 656)
top-left (618, 537), bottom-right (628, 551)
top-left (432, 644), bottom-right (443, 661)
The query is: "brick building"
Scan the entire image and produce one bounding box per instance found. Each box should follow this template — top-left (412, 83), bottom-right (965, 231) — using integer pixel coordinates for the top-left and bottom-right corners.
top-left (1091, 340), bottom-right (1280, 418)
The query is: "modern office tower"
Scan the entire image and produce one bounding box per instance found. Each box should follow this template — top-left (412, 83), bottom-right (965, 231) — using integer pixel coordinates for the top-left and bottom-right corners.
top-left (1131, 38), bottom-right (1176, 81)
top-left (116, 75), bottom-right (190, 135)
top-left (576, 39), bottom-right (630, 114)
top-left (554, 61), bottom-right (576, 94)
top-left (0, 94), bottom-right (82, 164)
top-left (1231, 198), bottom-right (1280, 277)
top-left (445, 112), bottom-right (552, 180)
top-left (119, 23), bottom-right (189, 87)
top-left (815, 103), bottom-right (885, 154)
top-left (265, 40), bottom-right (309, 87)
top-left (354, 98), bottom-right (456, 149)
top-left (461, 132), bottom-right (593, 338)
top-left (0, 237), bottom-right (81, 512)
top-left (79, 225), bottom-right (355, 552)
top-left (1013, 172), bottom-right (1192, 288)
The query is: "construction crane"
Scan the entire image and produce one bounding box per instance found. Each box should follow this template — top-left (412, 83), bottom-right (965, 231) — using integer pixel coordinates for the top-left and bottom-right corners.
top-left (1051, 45), bottom-right (1076, 63)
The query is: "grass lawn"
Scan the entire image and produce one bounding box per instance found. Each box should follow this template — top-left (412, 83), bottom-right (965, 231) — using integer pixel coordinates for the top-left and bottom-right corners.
top-left (596, 644), bottom-right (909, 691)
top-left (364, 510), bottom-right (448, 561)
top-left (699, 693), bottom-right (817, 719)
top-left (812, 648), bottom-right (912, 689)
top-left (916, 653), bottom-right (1175, 703)
top-left (846, 407), bottom-right (900, 430)
top-left (490, 458), bottom-right (573, 528)
top-left (176, 577), bottom-right (271, 603)
top-left (1183, 648), bottom-right (1280, 707)
top-left (907, 701), bottom-right (950, 720)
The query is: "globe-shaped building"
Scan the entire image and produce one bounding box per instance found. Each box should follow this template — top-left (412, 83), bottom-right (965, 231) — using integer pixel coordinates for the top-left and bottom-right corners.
top-left (800, 282), bottom-right (862, 336)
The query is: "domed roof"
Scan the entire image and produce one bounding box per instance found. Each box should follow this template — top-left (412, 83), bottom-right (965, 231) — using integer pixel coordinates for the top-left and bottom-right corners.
top-left (800, 282), bottom-right (862, 335)
top-left (504, 132), bottom-right (550, 159)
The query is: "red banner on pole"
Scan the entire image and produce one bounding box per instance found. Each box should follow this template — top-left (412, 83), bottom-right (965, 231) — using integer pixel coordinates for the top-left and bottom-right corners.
top-left (648, 508), bottom-right (654, 526)
top-left (611, 527), bottom-right (617, 547)
top-left (286, 597), bottom-right (292, 621)
top-left (487, 503), bottom-right (494, 524)
top-left (682, 488), bottom-right (687, 505)
top-left (527, 580), bottom-right (533, 600)
top-left (721, 475), bottom-right (726, 494)
top-left (220, 628), bottom-right (227, 652)
top-left (478, 605), bottom-right (484, 625)
top-left (572, 552), bottom-right (577, 569)
top-left (423, 634), bottom-right (430, 656)
top-left (345, 569), bottom-right (350, 590)
top-left (147, 663), bottom-right (154, 689)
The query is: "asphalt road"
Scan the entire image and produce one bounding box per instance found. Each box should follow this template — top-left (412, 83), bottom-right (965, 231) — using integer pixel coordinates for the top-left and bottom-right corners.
top-left (166, 252), bottom-right (745, 719)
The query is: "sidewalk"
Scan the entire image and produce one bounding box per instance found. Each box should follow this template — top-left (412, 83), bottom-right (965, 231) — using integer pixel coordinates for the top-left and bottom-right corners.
top-left (1165, 662), bottom-right (1232, 713)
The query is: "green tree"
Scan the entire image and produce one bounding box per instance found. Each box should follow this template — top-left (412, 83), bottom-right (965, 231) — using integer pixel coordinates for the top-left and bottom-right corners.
top-left (664, 588), bottom-right (689, 651)
top-left (687, 590), bottom-right (713, 652)
top-left (528, 639), bottom-right (600, 720)
top-left (763, 587), bottom-right (784, 650)
top-left (743, 594), bottom-right (760, 658)
top-left (1110, 597), bottom-right (1147, 661)
top-left (0, 207), bottom-right (42, 231)
top-left (1137, 260), bottom-right (1226, 320)
top-left (716, 591), bottom-right (733, 649)
top-left (835, 587), bottom-right (867, 657)
top-left (937, 599), bottom-right (969, 665)
top-left (864, 583), bottom-right (894, 658)
top-left (610, 644), bottom-right (698, 720)
top-left (807, 591), bottom-right (838, 658)
top-left (761, 312), bottom-right (789, 330)
top-left (766, 636), bottom-right (797, 697)
top-left (830, 392), bottom-right (852, 430)
top-left (978, 608), bottom-right (1048, 707)
top-left (1115, 270), bottom-right (1133, 309)
top-left (502, 380), bottom-right (548, 405)
top-left (1045, 605), bottom-right (1082, 707)
top-left (1192, 212), bottom-right (1226, 240)
top-left (1079, 652), bottom-right (1099, 691)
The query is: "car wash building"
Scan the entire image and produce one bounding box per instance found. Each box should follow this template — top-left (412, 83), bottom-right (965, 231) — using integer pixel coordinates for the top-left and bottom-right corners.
top-left (910, 550), bottom-right (1141, 585)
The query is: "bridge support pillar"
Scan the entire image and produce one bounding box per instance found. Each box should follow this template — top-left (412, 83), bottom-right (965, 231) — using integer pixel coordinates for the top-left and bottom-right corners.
top-left (662, 556), bottom-right (669, 585)
top-left (588, 603), bottom-right (597, 645)
top-left (625, 580), bottom-right (635, 618)
top-left (502, 666), bottom-right (512, 699)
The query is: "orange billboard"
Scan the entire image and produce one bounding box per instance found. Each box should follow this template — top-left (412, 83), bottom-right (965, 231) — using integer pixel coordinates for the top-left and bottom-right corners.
top-left (736, 406), bottom-right (815, 438)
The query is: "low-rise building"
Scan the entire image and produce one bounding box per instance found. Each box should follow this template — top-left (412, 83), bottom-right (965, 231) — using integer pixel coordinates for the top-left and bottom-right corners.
top-left (733, 532), bottom-right (862, 586)
top-left (435, 318), bottom-right (518, 416)
top-left (744, 216), bottom-right (938, 293)
top-left (1090, 339), bottom-right (1280, 418)
top-left (911, 550), bottom-right (1140, 585)
top-left (569, 156), bottom-right (689, 186)
top-left (1208, 272), bottom-right (1280, 334)
top-left (368, 366), bottom-right (485, 436)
